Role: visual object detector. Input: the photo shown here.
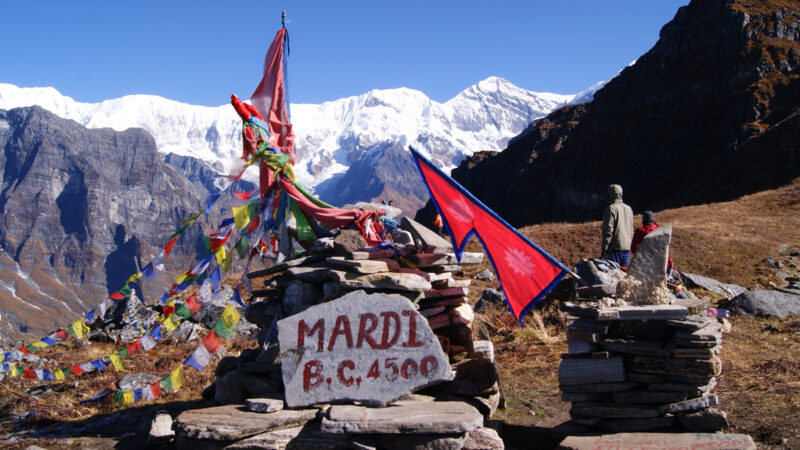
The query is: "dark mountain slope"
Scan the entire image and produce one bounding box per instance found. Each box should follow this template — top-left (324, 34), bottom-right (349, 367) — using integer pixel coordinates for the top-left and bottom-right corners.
top-left (442, 0), bottom-right (800, 227)
top-left (0, 106), bottom-right (206, 336)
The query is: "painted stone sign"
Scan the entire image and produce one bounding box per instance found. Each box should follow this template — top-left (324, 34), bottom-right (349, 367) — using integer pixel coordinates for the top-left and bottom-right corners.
top-left (278, 290), bottom-right (453, 407)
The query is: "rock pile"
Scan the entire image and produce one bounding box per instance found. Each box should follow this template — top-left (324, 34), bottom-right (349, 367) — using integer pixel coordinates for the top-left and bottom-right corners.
top-left (176, 217), bottom-right (505, 449)
top-left (558, 227), bottom-right (730, 432)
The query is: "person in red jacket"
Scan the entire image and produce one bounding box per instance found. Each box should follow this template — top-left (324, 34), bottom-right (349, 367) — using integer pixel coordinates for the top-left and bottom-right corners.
top-left (631, 211), bottom-right (673, 273)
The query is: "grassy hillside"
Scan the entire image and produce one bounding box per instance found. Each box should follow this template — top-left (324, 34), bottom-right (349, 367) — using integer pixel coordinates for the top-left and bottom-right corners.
top-left (1, 179), bottom-right (799, 448)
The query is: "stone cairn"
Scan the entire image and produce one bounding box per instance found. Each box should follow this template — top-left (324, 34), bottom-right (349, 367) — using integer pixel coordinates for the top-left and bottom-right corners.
top-left (558, 226), bottom-right (730, 433)
top-left (171, 217), bottom-right (505, 449)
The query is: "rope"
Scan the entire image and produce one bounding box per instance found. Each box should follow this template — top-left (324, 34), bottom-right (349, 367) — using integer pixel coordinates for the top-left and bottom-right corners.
top-left (0, 380), bottom-right (58, 407)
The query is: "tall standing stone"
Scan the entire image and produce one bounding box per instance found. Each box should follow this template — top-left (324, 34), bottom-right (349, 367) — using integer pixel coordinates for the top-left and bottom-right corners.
top-left (619, 226), bottom-right (672, 304)
top-left (278, 290), bottom-right (453, 407)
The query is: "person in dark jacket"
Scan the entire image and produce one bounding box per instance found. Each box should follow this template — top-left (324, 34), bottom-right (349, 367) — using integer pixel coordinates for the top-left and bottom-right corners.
top-left (601, 184), bottom-right (634, 268)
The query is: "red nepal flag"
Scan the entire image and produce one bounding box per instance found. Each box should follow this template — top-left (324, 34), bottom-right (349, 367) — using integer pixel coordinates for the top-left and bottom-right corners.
top-left (409, 146), bottom-right (568, 325)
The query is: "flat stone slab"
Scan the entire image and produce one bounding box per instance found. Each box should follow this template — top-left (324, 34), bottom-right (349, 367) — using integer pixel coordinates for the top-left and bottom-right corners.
top-left (597, 305), bottom-right (689, 321)
top-left (410, 252), bottom-right (484, 266)
top-left (631, 356), bottom-right (721, 378)
top-left (247, 254), bottom-right (327, 278)
top-left (401, 216), bottom-right (453, 252)
top-left (659, 393), bottom-right (718, 414)
top-left (328, 270), bottom-right (432, 292)
top-left (278, 291), bottom-right (452, 408)
top-left (559, 432), bottom-right (756, 450)
top-left (612, 390), bottom-right (687, 404)
top-left (681, 272), bottom-right (747, 298)
top-left (327, 257), bottom-right (394, 274)
top-left (174, 404), bottom-right (318, 442)
top-left (558, 357), bottom-right (625, 386)
top-left (321, 401), bottom-right (483, 434)
top-left (560, 381), bottom-right (639, 393)
top-left (570, 402), bottom-right (660, 418)
top-left (600, 338), bottom-right (663, 356)
top-left (286, 266), bottom-right (331, 284)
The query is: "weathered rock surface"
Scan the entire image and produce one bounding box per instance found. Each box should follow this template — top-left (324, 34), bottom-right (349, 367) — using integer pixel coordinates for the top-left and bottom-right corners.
top-left (174, 404), bottom-right (318, 442)
top-left (620, 226), bottom-right (672, 304)
top-left (680, 272), bottom-right (747, 298)
top-left (321, 401), bottom-right (483, 434)
top-left (559, 432), bottom-right (755, 450)
top-left (278, 291), bottom-right (452, 407)
top-left (722, 289), bottom-right (800, 318)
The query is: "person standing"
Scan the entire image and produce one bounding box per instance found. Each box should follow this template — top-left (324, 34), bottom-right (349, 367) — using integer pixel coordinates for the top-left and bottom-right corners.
top-left (631, 210), bottom-right (673, 273)
top-left (601, 184), bottom-right (634, 269)
top-left (433, 213), bottom-right (444, 237)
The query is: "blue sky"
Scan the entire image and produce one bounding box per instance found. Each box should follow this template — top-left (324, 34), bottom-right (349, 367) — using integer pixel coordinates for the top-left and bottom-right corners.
top-left (0, 1), bottom-right (688, 106)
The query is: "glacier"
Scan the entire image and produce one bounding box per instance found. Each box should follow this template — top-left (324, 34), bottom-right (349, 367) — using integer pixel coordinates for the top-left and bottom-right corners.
top-left (0, 77), bottom-right (595, 198)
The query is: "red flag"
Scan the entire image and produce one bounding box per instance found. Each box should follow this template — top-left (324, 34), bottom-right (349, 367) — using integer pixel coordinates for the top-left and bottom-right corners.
top-left (410, 147), bottom-right (568, 324)
top-left (251, 27), bottom-right (296, 163)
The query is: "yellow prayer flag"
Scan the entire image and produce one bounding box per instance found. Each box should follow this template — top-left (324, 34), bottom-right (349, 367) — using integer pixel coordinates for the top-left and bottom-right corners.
top-left (32, 341), bottom-right (48, 349)
top-left (232, 205), bottom-right (250, 231)
top-left (0, 353), bottom-right (4, 363)
top-left (170, 366), bottom-right (185, 391)
top-left (162, 315), bottom-right (179, 333)
top-left (122, 390), bottom-right (134, 405)
top-left (215, 246), bottom-right (227, 266)
top-left (221, 304), bottom-right (240, 330)
top-left (54, 369), bottom-right (65, 381)
top-left (9, 365), bottom-right (18, 377)
top-left (71, 319), bottom-right (89, 339)
top-left (127, 272), bottom-right (143, 282)
top-left (109, 352), bottom-right (124, 371)
top-left (222, 246), bottom-right (233, 273)
top-left (175, 272), bottom-right (188, 285)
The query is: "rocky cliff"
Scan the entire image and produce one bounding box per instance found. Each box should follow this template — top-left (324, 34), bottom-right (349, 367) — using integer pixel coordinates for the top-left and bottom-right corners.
top-left (0, 106), bottom-right (207, 337)
top-left (440, 0), bottom-right (800, 227)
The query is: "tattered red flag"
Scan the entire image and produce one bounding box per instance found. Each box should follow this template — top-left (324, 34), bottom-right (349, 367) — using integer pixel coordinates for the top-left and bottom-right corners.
top-left (409, 147), bottom-right (568, 325)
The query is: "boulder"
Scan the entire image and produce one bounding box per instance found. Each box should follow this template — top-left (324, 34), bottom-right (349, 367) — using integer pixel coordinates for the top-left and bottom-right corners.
top-left (401, 216), bottom-right (452, 252)
top-left (721, 289), bottom-right (800, 318)
top-left (680, 272), bottom-right (747, 298)
top-left (278, 291), bottom-right (452, 407)
top-left (333, 229), bottom-right (367, 257)
top-left (119, 373), bottom-right (159, 391)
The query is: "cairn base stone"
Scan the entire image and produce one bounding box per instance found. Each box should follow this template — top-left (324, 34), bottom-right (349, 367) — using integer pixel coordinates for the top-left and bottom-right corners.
top-left (321, 401), bottom-right (483, 435)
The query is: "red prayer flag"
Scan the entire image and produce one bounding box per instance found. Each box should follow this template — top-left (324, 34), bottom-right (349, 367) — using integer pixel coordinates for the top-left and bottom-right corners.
top-left (251, 27), bottom-right (296, 163)
top-left (150, 381), bottom-right (161, 399)
top-left (409, 147), bottom-right (568, 325)
top-left (163, 235), bottom-right (179, 259)
top-left (186, 293), bottom-right (202, 314)
top-left (56, 329), bottom-right (70, 341)
top-left (70, 365), bottom-right (85, 376)
top-left (18, 346), bottom-right (29, 356)
top-left (202, 331), bottom-right (222, 353)
top-left (23, 368), bottom-right (36, 380)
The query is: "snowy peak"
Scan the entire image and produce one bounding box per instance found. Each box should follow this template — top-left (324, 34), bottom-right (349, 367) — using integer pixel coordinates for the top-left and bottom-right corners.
top-left (0, 77), bottom-right (585, 209)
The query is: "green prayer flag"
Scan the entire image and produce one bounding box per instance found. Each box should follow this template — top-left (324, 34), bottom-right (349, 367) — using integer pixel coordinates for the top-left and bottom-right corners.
top-left (114, 389), bottom-right (123, 406)
top-left (118, 348), bottom-right (128, 358)
top-left (25, 344), bottom-right (37, 352)
top-left (213, 318), bottom-right (234, 340)
top-left (290, 200), bottom-right (316, 241)
top-left (62, 367), bottom-right (74, 377)
top-left (66, 323), bottom-right (76, 337)
top-left (117, 283), bottom-right (132, 299)
top-left (161, 374), bottom-right (173, 393)
top-left (235, 236), bottom-right (249, 259)
top-left (175, 304), bottom-right (192, 320)
top-left (203, 236), bottom-right (211, 254)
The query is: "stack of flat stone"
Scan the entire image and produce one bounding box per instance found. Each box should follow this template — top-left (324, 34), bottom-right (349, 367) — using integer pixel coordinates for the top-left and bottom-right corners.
top-left (558, 301), bottom-right (730, 432)
top-left (176, 217), bottom-right (505, 449)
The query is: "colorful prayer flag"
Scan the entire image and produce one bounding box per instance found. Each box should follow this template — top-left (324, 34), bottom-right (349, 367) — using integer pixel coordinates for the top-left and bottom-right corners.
top-left (202, 331), bottom-right (223, 353)
top-left (123, 390), bottom-right (134, 405)
top-left (109, 352), bottom-right (124, 371)
top-left (409, 146), bottom-right (568, 324)
top-left (170, 366), bottom-right (185, 391)
top-left (233, 205), bottom-right (251, 231)
top-left (184, 345), bottom-right (211, 371)
top-left (213, 318), bottom-right (234, 339)
top-left (221, 304), bottom-right (240, 331)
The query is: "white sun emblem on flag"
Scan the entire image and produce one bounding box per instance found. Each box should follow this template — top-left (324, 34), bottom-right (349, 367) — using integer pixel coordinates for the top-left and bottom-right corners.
top-left (448, 196), bottom-right (473, 224)
top-left (504, 247), bottom-right (537, 277)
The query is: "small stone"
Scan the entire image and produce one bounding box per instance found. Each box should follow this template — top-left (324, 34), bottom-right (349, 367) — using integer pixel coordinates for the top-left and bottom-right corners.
top-left (462, 427), bottom-right (504, 450)
top-left (676, 407), bottom-right (729, 431)
top-left (659, 393), bottom-right (718, 414)
top-left (474, 269), bottom-right (495, 281)
top-left (147, 412), bottom-right (175, 446)
top-left (470, 340), bottom-right (494, 362)
top-left (246, 396), bottom-right (285, 413)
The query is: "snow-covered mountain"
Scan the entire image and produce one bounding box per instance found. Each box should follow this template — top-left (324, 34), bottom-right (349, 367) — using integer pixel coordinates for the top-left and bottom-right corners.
top-left (0, 77), bottom-right (596, 210)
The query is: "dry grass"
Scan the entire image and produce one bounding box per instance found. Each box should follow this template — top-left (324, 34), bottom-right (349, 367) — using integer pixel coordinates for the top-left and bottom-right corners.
top-left (2, 179), bottom-right (800, 447)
